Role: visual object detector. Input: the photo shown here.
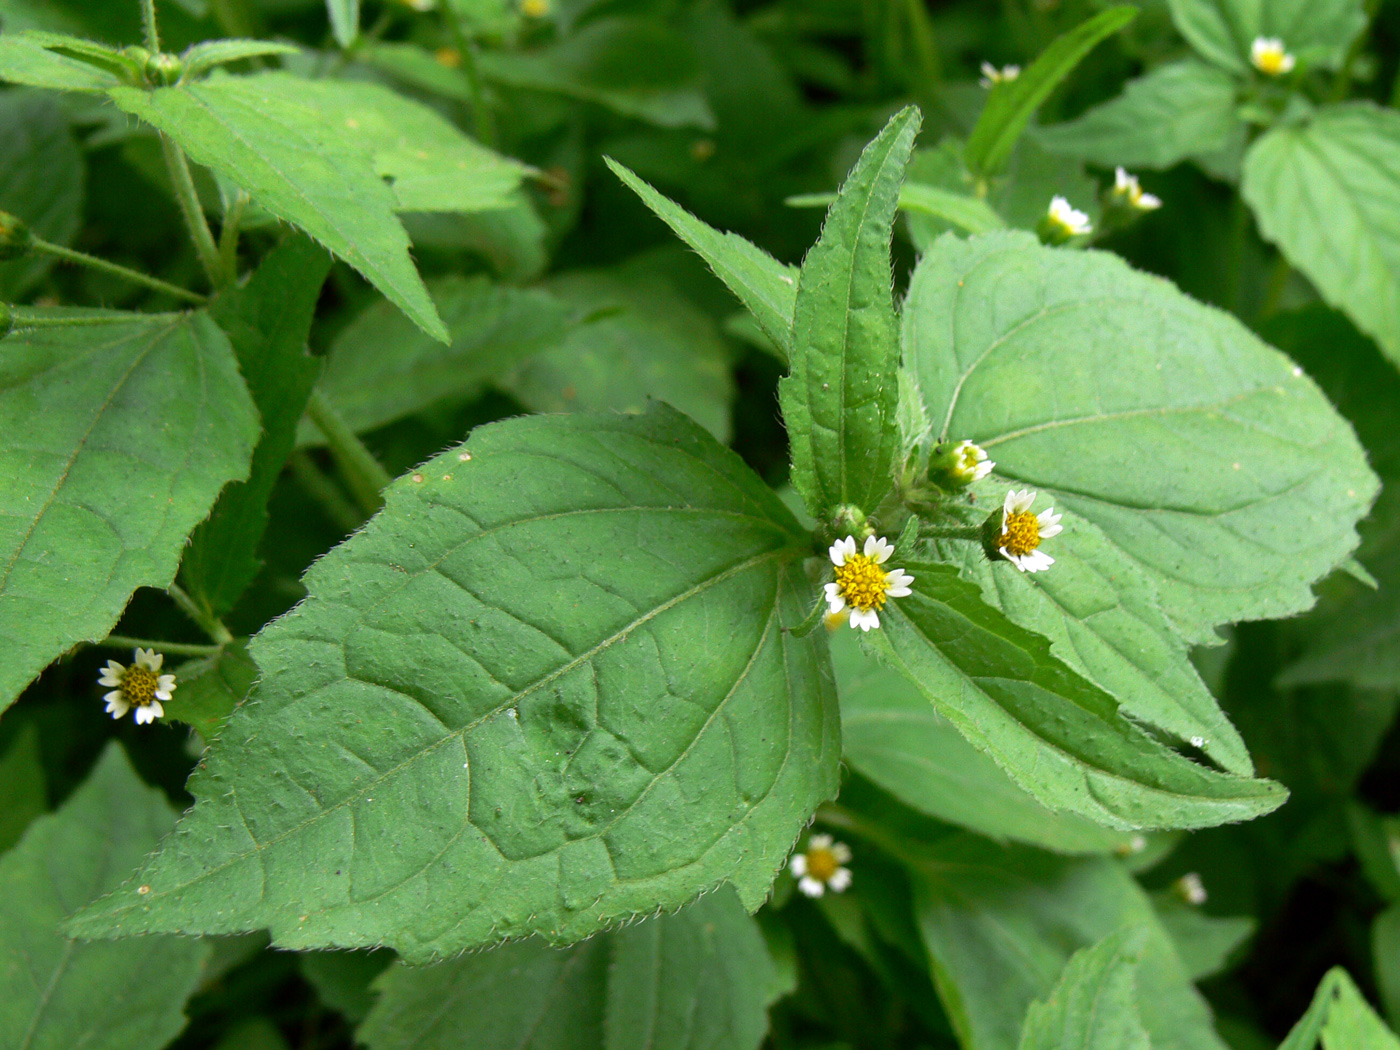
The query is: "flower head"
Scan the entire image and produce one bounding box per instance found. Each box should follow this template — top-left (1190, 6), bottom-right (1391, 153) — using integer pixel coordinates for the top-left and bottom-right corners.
top-left (98, 648), bottom-right (176, 725)
top-left (1251, 37), bottom-right (1295, 75)
top-left (1174, 872), bottom-right (1208, 905)
top-left (1042, 196), bottom-right (1092, 242)
top-left (979, 61), bottom-right (1021, 88)
top-left (933, 439), bottom-right (994, 487)
top-left (994, 489), bottom-right (1062, 572)
top-left (824, 535), bottom-right (914, 632)
top-left (790, 834), bottom-right (852, 897)
top-left (1112, 167), bottom-right (1161, 211)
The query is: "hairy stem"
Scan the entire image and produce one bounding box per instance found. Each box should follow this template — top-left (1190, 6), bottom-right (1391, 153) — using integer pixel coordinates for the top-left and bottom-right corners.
top-left (441, 7), bottom-right (497, 147)
top-left (140, 0), bottom-right (161, 52)
top-left (305, 390), bottom-right (392, 515)
top-left (160, 133), bottom-right (228, 288)
top-left (290, 450), bottom-right (365, 533)
top-left (32, 237), bottom-right (206, 304)
top-left (167, 582), bottom-right (236, 645)
top-left (97, 634), bottom-right (223, 657)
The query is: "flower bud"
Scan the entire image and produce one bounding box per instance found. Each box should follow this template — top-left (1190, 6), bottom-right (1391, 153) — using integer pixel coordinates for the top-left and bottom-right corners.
top-left (930, 439), bottom-right (993, 488)
top-left (144, 51), bottom-right (183, 86)
top-left (830, 504), bottom-right (869, 541)
top-left (0, 211), bottom-right (32, 261)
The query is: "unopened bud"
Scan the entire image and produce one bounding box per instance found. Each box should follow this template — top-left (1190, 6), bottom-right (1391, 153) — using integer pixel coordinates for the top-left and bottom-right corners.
top-left (930, 439), bottom-right (993, 488)
top-left (830, 504), bottom-right (870, 541)
top-left (0, 211), bottom-right (32, 260)
top-left (144, 52), bottom-right (183, 86)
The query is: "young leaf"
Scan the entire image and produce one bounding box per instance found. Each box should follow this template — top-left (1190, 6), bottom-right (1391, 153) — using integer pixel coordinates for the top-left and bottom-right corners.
top-left (832, 631), bottom-right (1132, 854)
top-left (1279, 968), bottom-right (1400, 1050)
top-left (0, 31), bottom-right (123, 92)
top-left (1168, 0), bottom-right (1366, 73)
top-left (1242, 103), bottom-right (1400, 370)
top-left (0, 744), bottom-right (210, 1050)
top-left (171, 640), bottom-right (259, 741)
top-left (606, 159), bottom-right (798, 362)
top-left (1017, 928), bottom-right (1151, 1050)
top-left (900, 182), bottom-right (1006, 235)
top-left (183, 237), bottom-right (331, 618)
top-left (0, 311), bottom-right (259, 712)
top-left (181, 40), bottom-right (302, 79)
top-left (872, 562), bottom-right (1285, 831)
top-left (964, 7), bottom-right (1137, 177)
top-left (327, 0), bottom-right (360, 49)
top-left (780, 105), bottom-right (920, 521)
top-left (1036, 59), bottom-right (1242, 171)
top-left (904, 233), bottom-right (1376, 747)
top-left (69, 406), bottom-right (837, 960)
top-left (359, 888), bottom-right (781, 1050)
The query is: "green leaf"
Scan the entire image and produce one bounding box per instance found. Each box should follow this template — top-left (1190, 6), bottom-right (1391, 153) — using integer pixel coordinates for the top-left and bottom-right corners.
top-left (1373, 905), bottom-right (1400, 1028)
top-left (500, 260), bottom-right (735, 442)
top-left (301, 274), bottom-right (577, 444)
top-left (1016, 928), bottom-right (1151, 1050)
top-left (0, 89), bottom-right (85, 301)
top-left (0, 31), bottom-right (122, 91)
top-left (302, 950), bottom-right (392, 1026)
top-left (0, 311), bottom-right (259, 712)
top-left (181, 40), bottom-right (302, 79)
top-left (171, 640), bottom-right (259, 741)
top-left (69, 406), bottom-right (837, 960)
top-left (900, 182), bottom-right (1006, 234)
top-left (964, 6), bottom-right (1137, 177)
top-left (0, 744), bottom-right (211, 1050)
top-left (904, 233), bottom-right (1376, 757)
top-left (184, 237), bottom-right (330, 617)
top-left (606, 159), bottom-right (797, 363)
top-left (327, 0), bottom-right (360, 48)
top-left (780, 105), bottom-right (920, 520)
top-left (1167, 0), bottom-right (1365, 73)
top-left (359, 887), bottom-right (780, 1050)
top-left (106, 74), bottom-right (477, 343)
top-left (872, 562), bottom-right (1285, 830)
top-left (832, 630), bottom-right (1132, 853)
top-left (913, 835), bottom-right (1229, 1050)
top-left (0, 724), bottom-right (45, 853)
top-left (1152, 895), bottom-right (1254, 981)
top-left (1036, 59), bottom-right (1242, 171)
top-left (1242, 103), bottom-right (1400, 371)
top-left (1280, 968), bottom-right (1400, 1050)
top-left (478, 18), bottom-right (715, 130)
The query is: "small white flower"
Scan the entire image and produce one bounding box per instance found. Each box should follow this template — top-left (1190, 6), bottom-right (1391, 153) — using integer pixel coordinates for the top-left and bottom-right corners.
top-left (1251, 37), bottom-right (1295, 76)
top-left (1046, 196), bottom-right (1092, 238)
top-left (1113, 167), bottom-right (1162, 210)
top-left (98, 647), bottom-right (176, 725)
top-left (1175, 872), bottom-right (1208, 906)
top-left (824, 535), bottom-right (914, 632)
top-left (979, 61), bottom-right (1021, 88)
top-left (938, 440), bottom-right (994, 484)
top-left (789, 833), bottom-right (853, 897)
top-left (996, 489), bottom-right (1063, 572)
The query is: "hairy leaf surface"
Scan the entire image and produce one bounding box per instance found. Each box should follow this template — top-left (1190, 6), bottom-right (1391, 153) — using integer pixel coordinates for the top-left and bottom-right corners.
top-left (1017, 929), bottom-right (1151, 1050)
top-left (70, 406), bottom-right (837, 960)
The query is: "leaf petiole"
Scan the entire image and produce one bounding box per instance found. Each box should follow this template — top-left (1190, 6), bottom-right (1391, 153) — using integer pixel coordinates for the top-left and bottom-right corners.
top-left (31, 237), bottom-right (206, 304)
top-left (305, 390), bottom-right (392, 515)
top-left (94, 634), bottom-right (223, 657)
top-left (167, 582), bottom-right (236, 645)
top-left (159, 133), bottom-right (228, 288)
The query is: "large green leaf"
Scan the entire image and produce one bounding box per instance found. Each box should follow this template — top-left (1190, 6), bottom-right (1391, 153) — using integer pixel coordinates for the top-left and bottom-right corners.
top-left (1016, 929), bottom-right (1151, 1050)
top-left (904, 232), bottom-right (1375, 711)
top-left (1242, 103), bottom-right (1400, 371)
top-left (184, 237), bottom-right (330, 618)
top-left (0, 32), bottom-right (121, 92)
top-left (0, 744), bottom-right (210, 1050)
top-left (69, 406), bottom-right (837, 960)
top-left (1280, 968), bottom-right (1400, 1050)
top-left (872, 563), bottom-right (1284, 830)
top-left (0, 724), bottom-right (45, 853)
top-left (1036, 59), bottom-right (1241, 171)
top-left (359, 888), bottom-right (781, 1050)
top-left (913, 834), bottom-right (1228, 1050)
top-left (0, 90), bottom-right (84, 300)
top-left (1167, 0), bottom-right (1366, 73)
top-left (964, 7), bottom-right (1136, 177)
top-left (0, 311), bottom-right (259, 711)
top-left (780, 106), bottom-right (919, 520)
top-left (833, 630), bottom-right (1131, 853)
top-left (606, 159), bottom-right (797, 363)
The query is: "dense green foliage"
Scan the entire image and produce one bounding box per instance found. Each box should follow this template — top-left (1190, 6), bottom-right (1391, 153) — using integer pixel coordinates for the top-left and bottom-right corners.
top-left (2, 0), bottom-right (1400, 1046)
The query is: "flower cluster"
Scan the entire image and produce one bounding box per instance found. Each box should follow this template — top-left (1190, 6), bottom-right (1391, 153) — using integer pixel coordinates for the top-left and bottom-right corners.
top-left (789, 834), bottom-right (853, 897)
top-left (979, 61), bottom-right (1020, 88)
top-left (1112, 167), bottom-right (1161, 211)
top-left (824, 535), bottom-right (914, 631)
top-left (99, 648), bottom-right (176, 725)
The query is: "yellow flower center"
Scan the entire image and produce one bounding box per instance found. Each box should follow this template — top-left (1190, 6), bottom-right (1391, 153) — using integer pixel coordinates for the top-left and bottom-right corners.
top-left (1255, 49), bottom-right (1286, 75)
top-left (834, 554), bottom-right (889, 612)
top-left (999, 511), bottom-right (1041, 557)
top-left (805, 846), bottom-right (840, 882)
top-left (121, 665), bottom-right (159, 706)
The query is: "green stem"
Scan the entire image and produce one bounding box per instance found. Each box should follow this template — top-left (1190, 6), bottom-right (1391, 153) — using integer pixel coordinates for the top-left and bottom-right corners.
top-left (31, 237), bottom-right (206, 304)
top-left (8, 308), bottom-right (185, 330)
top-left (1258, 253), bottom-right (1291, 321)
top-left (140, 0), bottom-right (161, 52)
top-left (290, 450), bottom-right (365, 533)
top-left (97, 634), bottom-right (223, 657)
top-left (305, 390), bottom-right (392, 515)
top-left (900, 0), bottom-right (941, 111)
top-left (441, 7), bottom-right (497, 147)
top-left (167, 582), bottom-right (236, 645)
top-left (920, 524), bottom-right (982, 541)
top-left (160, 133), bottom-right (227, 288)
top-left (218, 192), bottom-right (248, 279)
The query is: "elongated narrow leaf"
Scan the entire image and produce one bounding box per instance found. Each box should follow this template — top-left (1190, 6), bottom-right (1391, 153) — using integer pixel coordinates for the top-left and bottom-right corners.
top-left (905, 232), bottom-right (1376, 768)
top-left (1168, 0), bottom-right (1365, 73)
top-left (873, 563), bottom-right (1284, 830)
top-left (1017, 929), bottom-right (1151, 1050)
top-left (0, 311), bottom-right (259, 711)
top-left (1242, 103), bottom-right (1400, 370)
top-left (0, 31), bottom-right (121, 91)
top-left (607, 159), bottom-right (797, 362)
top-left (184, 237), bottom-right (330, 617)
top-left (327, 0), bottom-right (360, 48)
top-left (780, 106), bottom-right (920, 520)
top-left (181, 39), bottom-right (302, 78)
top-left (900, 182), bottom-right (1006, 234)
top-left (360, 888), bottom-right (780, 1050)
top-left (1036, 59), bottom-right (1242, 170)
top-left (70, 406), bottom-right (837, 960)
top-left (0, 745), bottom-right (210, 1050)
top-left (965, 7), bottom-right (1137, 176)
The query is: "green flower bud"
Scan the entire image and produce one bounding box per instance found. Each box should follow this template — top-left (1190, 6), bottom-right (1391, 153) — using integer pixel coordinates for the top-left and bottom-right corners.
top-left (144, 51), bottom-right (183, 86)
top-left (0, 211), bottom-right (32, 261)
top-left (830, 504), bottom-right (870, 541)
top-left (929, 439), bottom-right (994, 488)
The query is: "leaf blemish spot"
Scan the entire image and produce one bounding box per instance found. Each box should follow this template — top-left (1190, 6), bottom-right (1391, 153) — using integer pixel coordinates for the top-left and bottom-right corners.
top-left (458, 451), bottom-right (472, 461)
top-left (412, 473), bottom-right (424, 483)
top-left (137, 885), bottom-right (151, 895)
